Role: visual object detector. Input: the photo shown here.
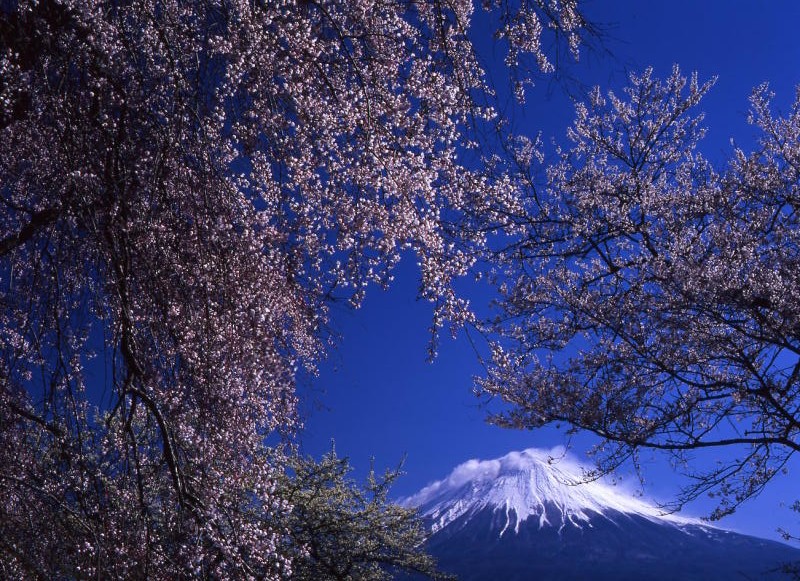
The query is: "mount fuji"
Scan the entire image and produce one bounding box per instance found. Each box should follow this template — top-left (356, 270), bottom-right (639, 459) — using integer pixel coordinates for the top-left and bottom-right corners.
top-left (402, 449), bottom-right (800, 580)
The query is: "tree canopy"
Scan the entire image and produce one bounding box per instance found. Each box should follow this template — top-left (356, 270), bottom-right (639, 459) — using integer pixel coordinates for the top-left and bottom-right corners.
top-left (281, 448), bottom-right (449, 581)
top-left (0, 0), bottom-right (586, 577)
top-left (481, 66), bottom-right (800, 519)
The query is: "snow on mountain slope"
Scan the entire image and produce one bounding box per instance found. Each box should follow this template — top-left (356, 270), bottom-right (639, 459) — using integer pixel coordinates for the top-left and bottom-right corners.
top-left (400, 449), bottom-right (800, 581)
top-left (404, 448), bottom-right (701, 536)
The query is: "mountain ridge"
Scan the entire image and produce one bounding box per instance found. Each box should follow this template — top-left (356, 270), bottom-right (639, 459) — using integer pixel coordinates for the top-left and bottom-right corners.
top-left (403, 449), bottom-right (800, 580)
top-left (404, 448), bottom-right (700, 536)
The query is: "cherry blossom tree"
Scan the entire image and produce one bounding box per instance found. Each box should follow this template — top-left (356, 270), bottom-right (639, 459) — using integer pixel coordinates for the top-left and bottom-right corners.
top-left (0, 0), bottom-right (585, 577)
top-left (481, 66), bottom-right (800, 520)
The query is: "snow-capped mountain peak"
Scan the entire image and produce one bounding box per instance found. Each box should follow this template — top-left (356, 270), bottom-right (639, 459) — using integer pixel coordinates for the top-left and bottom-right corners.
top-left (402, 450), bottom-right (800, 580)
top-left (404, 448), bottom-right (698, 536)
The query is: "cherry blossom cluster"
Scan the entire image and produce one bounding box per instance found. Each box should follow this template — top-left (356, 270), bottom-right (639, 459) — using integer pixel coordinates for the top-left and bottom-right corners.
top-left (482, 66), bottom-right (800, 518)
top-left (0, 0), bottom-right (583, 577)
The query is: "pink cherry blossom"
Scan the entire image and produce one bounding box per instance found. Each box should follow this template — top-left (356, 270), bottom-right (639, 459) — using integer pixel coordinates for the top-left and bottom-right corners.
top-left (0, 0), bottom-right (584, 577)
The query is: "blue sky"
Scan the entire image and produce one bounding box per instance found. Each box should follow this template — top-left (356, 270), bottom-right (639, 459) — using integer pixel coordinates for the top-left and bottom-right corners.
top-left (298, 0), bottom-right (800, 543)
